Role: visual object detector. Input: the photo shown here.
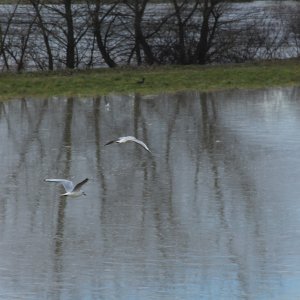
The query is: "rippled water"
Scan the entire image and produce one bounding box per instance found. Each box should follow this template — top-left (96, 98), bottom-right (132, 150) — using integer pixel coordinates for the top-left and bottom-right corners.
top-left (0, 87), bottom-right (300, 299)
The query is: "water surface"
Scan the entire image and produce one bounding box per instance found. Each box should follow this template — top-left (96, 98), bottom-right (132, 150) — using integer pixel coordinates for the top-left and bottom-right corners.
top-left (0, 88), bottom-right (300, 299)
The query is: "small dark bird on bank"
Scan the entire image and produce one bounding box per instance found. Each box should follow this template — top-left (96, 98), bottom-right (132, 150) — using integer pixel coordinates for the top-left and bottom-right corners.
top-left (136, 77), bottom-right (145, 84)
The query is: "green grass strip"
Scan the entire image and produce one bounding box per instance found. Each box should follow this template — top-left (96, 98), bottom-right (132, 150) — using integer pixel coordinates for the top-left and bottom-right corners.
top-left (0, 59), bottom-right (299, 100)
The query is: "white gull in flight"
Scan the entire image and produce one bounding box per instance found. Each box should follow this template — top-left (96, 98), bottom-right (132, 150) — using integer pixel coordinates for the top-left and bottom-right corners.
top-left (45, 178), bottom-right (89, 197)
top-left (104, 136), bottom-right (151, 152)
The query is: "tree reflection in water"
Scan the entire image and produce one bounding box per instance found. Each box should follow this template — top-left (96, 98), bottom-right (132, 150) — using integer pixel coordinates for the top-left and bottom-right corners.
top-left (0, 87), bottom-right (300, 299)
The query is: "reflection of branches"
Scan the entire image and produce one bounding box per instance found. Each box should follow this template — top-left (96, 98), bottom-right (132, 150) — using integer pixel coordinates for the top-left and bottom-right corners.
top-left (93, 96), bottom-right (107, 199)
top-left (0, 102), bottom-right (10, 133)
top-left (55, 98), bottom-right (73, 167)
top-left (133, 93), bottom-right (154, 167)
top-left (6, 99), bottom-right (48, 189)
top-left (53, 97), bottom-right (73, 290)
top-left (165, 96), bottom-right (180, 164)
top-left (198, 92), bottom-right (268, 296)
top-left (0, 98), bottom-right (49, 242)
top-left (133, 93), bottom-right (176, 256)
top-left (133, 94), bottom-right (156, 187)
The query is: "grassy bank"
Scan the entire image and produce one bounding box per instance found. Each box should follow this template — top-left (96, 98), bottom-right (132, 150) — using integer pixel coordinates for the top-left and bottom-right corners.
top-left (0, 59), bottom-right (299, 100)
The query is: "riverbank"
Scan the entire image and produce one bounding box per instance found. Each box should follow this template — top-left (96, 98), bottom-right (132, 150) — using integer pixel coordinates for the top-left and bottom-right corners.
top-left (0, 59), bottom-right (299, 100)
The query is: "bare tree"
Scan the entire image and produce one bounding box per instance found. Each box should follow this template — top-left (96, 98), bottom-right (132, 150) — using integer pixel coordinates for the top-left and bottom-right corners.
top-left (41, 0), bottom-right (90, 69)
top-left (170, 0), bottom-right (199, 64)
top-left (123, 0), bottom-right (157, 65)
top-left (2, 5), bottom-right (38, 71)
top-left (29, 0), bottom-right (54, 70)
top-left (145, 0), bottom-right (229, 65)
top-left (87, 0), bottom-right (118, 68)
top-left (0, 0), bottom-right (297, 70)
top-left (0, 2), bottom-right (22, 70)
top-left (194, 0), bottom-right (226, 64)
top-left (64, 0), bottom-right (75, 68)
top-left (273, 1), bottom-right (300, 57)
top-left (289, 5), bottom-right (300, 56)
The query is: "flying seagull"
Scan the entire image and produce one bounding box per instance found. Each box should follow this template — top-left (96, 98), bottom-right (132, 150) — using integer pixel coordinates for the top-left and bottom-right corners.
top-left (104, 136), bottom-right (151, 152)
top-left (45, 178), bottom-right (89, 197)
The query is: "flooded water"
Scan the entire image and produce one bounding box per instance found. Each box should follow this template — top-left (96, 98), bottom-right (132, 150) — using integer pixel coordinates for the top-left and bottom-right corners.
top-left (0, 87), bottom-right (300, 299)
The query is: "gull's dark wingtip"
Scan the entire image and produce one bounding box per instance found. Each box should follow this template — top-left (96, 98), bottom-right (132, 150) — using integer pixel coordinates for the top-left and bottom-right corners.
top-left (104, 140), bottom-right (115, 146)
top-left (74, 178), bottom-right (89, 191)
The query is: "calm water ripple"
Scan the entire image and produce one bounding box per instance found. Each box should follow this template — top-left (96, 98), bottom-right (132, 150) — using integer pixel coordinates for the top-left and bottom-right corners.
top-left (0, 87), bottom-right (300, 299)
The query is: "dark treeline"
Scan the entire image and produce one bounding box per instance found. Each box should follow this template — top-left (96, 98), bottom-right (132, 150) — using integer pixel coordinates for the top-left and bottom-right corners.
top-left (0, 0), bottom-right (299, 71)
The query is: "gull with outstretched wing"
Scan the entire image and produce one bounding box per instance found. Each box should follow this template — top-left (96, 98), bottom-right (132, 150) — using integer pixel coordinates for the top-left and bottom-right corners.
top-left (45, 178), bottom-right (89, 197)
top-left (104, 136), bottom-right (151, 152)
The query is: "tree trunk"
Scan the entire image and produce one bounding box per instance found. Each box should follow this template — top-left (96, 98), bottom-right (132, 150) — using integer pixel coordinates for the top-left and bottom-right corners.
top-left (64, 0), bottom-right (75, 69)
top-left (30, 0), bottom-right (53, 70)
top-left (172, 0), bottom-right (186, 64)
top-left (196, 2), bottom-right (211, 65)
top-left (126, 0), bottom-right (157, 65)
top-left (91, 1), bottom-right (117, 68)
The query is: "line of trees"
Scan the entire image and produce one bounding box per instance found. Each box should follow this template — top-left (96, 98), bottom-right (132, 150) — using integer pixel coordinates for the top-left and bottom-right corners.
top-left (0, 0), bottom-right (299, 71)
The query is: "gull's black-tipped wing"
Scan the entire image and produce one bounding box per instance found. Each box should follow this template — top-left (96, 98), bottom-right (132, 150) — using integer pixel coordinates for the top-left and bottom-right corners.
top-left (104, 140), bottom-right (116, 146)
top-left (73, 178), bottom-right (89, 192)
